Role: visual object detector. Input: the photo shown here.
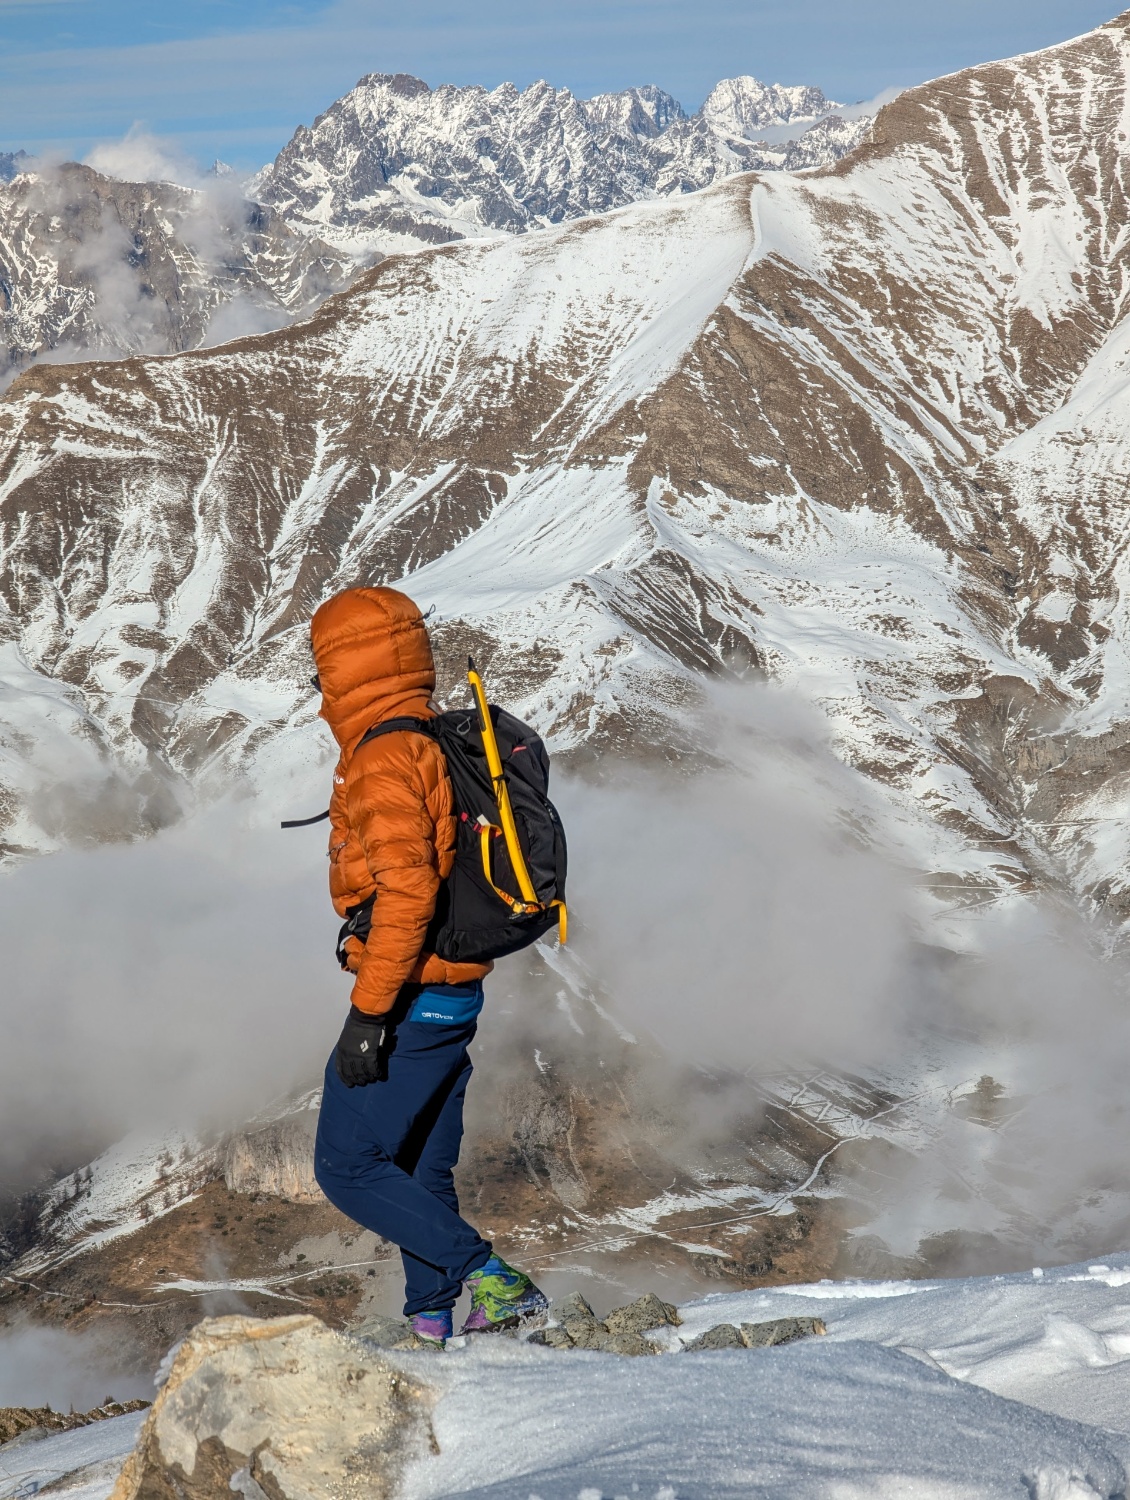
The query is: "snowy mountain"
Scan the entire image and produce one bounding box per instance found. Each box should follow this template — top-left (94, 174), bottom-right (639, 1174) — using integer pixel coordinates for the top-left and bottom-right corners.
top-left (0, 74), bottom-right (863, 369)
top-left (700, 77), bottom-right (837, 138)
top-left (251, 72), bottom-right (869, 256)
top-left (0, 163), bottom-right (356, 373)
top-left (1, 12), bottom-right (1129, 929)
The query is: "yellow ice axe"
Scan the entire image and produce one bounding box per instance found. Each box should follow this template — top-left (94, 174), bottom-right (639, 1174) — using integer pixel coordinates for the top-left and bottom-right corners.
top-left (467, 657), bottom-right (567, 941)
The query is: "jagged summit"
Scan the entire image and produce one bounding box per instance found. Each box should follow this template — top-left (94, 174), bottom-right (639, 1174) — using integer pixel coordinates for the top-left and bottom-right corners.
top-left (699, 77), bottom-right (838, 138)
top-left (251, 69), bottom-right (867, 255)
top-left (582, 83), bottom-right (687, 139)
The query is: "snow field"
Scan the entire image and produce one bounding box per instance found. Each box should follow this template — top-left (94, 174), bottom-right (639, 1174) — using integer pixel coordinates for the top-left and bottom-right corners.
top-left (399, 1261), bottom-right (1130, 1498)
top-left (0, 1412), bottom-right (145, 1500)
top-left (9, 1258), bottom-right (1130, 1498)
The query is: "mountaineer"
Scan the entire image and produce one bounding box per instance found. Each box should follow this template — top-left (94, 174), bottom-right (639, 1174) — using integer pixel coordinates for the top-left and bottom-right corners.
top-left (306, 585), bottom-right (562, 1346)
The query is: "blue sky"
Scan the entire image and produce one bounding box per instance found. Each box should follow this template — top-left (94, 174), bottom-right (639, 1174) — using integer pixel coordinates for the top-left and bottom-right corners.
top-left (0, 0), bottom-right (1120, 171)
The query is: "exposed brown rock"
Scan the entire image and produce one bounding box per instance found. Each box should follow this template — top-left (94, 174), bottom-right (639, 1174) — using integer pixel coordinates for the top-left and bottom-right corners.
top-left (0, 1399), bottom-right (149, 1446)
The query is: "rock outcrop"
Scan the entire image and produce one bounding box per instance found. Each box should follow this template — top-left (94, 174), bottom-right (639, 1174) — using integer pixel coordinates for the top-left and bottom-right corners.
top-left (222, 1114), bottom-right (321, 1205)
top-left (110, 1315), bottom-right (437, 1500)
top-left (683, 1316), bottom-right (827, 1351)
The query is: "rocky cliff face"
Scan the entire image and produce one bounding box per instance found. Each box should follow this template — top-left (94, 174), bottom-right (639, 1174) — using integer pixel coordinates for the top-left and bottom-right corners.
top-left (1, 14), bottom-right (1129, 921)
top-left (0, 164), bottom-right (356, 374)
top-left (251, 72), bottom-right (869, 255)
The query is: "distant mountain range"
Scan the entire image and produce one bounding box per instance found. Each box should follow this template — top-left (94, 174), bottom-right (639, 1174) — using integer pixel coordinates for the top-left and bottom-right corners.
top-left (252, 73), bottom-right (870, 254)
top-left (0, 72), bottom-right (871, 373)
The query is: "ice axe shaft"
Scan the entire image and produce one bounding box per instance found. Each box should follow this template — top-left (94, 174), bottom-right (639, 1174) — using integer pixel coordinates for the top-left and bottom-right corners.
top-left (467, 656), bottom-right (540, 909)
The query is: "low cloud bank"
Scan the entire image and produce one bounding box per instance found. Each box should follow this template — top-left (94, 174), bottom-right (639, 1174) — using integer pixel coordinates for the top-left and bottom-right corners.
top-left (0, 1323), bottom-right (151, 1409)
top-left (558, 683), bottom-right (1130, 1269)
top-left (1, 680), bottom-right (1129, 1289)
top-left (0, 809), bottom-right (336, 1191)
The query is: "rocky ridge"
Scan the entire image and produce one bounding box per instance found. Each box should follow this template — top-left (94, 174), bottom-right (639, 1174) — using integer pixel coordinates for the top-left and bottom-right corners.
top-left (0, 72), bottom-right (868, 371)
top-left (252, 72), bottom-right (871, 255)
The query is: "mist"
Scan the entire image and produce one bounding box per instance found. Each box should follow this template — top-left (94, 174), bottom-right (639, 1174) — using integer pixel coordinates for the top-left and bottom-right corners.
top-left (0, 808), bottom-right (336, 1192)
top-left (555, 682), bottom-right (1130, 1270)
top-left (0, 127), bottom-right (339, 383)
top-left (2, 679), bottom-right (1130, 1297)
top-left (0, 1324), bottom-right (151, 1410)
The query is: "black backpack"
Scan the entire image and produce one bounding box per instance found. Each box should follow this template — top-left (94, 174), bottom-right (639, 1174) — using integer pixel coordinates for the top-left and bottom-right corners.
top-left (334, 704), bottom-right (568, 968)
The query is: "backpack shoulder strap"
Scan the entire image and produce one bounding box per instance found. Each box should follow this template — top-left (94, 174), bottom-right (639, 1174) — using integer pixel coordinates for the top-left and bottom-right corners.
top-left (355, 716), bottom-right (434, 753)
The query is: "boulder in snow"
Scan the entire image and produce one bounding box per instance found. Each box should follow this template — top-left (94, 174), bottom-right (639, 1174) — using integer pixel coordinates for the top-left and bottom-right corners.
top-left (741, 1316), bottom-right (827, 1347)
top-left (530, 1291), bottom-right (681, 1354)
top-left (109, 1314), bottom-right (437, 1499)
top-left (684, 1317), bottom-right (827, 1350)
top-left (684, 1322), bottom-right (746, 1350)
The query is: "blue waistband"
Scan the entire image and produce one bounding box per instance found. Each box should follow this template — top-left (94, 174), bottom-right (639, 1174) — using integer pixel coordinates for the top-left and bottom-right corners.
top-left (405, 981), bottom-right (485, 1026)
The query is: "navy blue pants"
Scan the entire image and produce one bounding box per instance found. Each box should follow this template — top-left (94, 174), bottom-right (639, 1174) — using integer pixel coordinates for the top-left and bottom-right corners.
top-left (314, 1015), bottom-right (492, 1316)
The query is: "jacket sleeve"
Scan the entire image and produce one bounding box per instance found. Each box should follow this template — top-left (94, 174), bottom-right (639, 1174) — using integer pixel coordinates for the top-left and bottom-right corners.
top-left (327, 758), bottom-right (367, 917)
top-left (346, 737), bottom-right (444, 1015)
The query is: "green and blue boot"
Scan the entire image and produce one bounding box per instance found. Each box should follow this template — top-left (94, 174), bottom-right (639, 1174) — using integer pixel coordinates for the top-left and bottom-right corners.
top-left (460, 1255), bottom-right (549, 1334)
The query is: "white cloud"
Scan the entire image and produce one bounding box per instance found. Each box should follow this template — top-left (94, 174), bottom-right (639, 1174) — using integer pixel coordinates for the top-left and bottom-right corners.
top-left (84, 122), bottom-right (205, 188)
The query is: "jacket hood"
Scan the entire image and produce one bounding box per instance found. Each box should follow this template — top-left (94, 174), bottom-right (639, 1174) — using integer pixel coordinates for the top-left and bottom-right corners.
top-left (310, 586), bottom-right (435, 754)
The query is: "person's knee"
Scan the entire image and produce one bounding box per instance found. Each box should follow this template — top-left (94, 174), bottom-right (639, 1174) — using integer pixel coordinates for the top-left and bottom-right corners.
top-left (313, 1144), bottom-right (343, 1206)
top-left (314, 1122), bottom-right (394, 1199)
top-left (414, 1162), bottom-right (455, 1199)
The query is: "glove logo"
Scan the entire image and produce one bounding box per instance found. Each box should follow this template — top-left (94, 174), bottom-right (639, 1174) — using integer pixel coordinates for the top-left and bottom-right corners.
top-left (359, 1039), bottom-right (370, 1053)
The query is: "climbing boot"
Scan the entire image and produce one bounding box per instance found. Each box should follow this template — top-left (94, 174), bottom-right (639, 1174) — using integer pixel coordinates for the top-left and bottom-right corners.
top-left (460, 1255), bottom-right (549, 1334)
top-left (409, 1309), bottom-right (453, 1347)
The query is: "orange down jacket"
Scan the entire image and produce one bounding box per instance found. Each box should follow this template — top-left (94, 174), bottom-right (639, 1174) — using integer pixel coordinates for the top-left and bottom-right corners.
top-left (310, 586), bottom-right (491, 1017)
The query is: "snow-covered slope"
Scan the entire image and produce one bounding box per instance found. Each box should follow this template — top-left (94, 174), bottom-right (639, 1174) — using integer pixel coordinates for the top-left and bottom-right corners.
top-left (252, 72), bottom-right (870, 257)
top-left (1, 12), bottom-right (1130, 928)
top-left (667, 1255), bottom-right (1130, 1435)
top-left (404, 1261), bottom-right (1130, 1499)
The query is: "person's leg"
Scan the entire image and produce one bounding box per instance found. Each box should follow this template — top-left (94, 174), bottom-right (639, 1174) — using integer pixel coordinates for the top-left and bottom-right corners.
top-left (314, 1020), bottom-right (490, 1313)
top-left (398, 1046), bottom-right (474, 1317)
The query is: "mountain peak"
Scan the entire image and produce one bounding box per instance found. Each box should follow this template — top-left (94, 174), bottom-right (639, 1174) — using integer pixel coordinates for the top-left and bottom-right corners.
top-left (356, 71), bottom-right (431, 99)
top-left (700, 76), bottom-right (840, 139)
top-left (582, 84), bottom-right (687, 139)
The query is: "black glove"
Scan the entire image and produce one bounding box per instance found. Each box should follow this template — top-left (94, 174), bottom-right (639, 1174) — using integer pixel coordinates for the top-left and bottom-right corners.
top-left (334, 1006), bottom-right (388, 1087)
